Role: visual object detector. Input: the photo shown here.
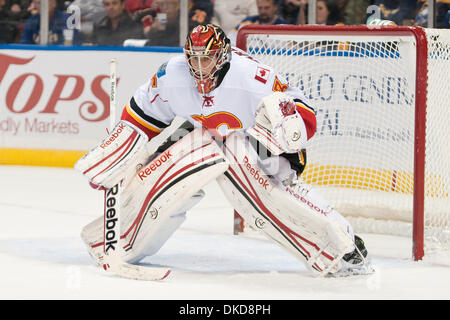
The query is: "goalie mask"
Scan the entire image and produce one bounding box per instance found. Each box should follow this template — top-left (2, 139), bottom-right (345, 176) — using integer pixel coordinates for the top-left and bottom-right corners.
top-left (184, 24), bottom-right (231, 95)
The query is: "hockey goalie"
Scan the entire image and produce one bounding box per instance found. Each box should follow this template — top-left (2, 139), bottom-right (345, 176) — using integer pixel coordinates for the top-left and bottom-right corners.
top-left (75, 23), bottom-right (373, 277)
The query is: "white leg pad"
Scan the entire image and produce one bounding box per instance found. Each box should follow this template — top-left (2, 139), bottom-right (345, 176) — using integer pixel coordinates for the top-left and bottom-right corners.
top-left (81, 128), bottom-right (228, 264)
top-left (257, 148), bottom-right (356, 247)
top-left (285, 182), bottom-right (355, 245)
top-left (218, 132), bottom-right (354, 276)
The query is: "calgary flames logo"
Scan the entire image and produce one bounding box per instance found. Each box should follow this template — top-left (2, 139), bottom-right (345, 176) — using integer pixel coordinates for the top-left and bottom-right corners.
top-left (191, 111), bottom-right (242, 139)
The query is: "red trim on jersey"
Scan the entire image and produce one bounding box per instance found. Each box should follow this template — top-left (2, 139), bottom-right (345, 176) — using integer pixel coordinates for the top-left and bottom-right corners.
top-left (121, 107), bottom-right (159, 141)
top-left (295, 105), bottom-right (316, 140)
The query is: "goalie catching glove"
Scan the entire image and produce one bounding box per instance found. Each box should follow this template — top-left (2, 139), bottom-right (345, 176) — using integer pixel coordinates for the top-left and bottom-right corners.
top-left (247, 92), bottom-right (307, 155)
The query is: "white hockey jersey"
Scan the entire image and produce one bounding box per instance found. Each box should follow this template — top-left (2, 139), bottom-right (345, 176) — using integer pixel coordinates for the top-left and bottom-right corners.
top-left (122, 48), bottom-right (317, 141)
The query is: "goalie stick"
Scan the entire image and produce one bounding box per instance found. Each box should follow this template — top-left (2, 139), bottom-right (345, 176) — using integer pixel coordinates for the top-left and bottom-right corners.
top-left (100, 59), bottom-right (171, 281)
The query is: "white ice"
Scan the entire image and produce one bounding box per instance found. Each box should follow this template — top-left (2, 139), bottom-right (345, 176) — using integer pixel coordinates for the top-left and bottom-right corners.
top-left (0, 165), bottom-right (449, 300)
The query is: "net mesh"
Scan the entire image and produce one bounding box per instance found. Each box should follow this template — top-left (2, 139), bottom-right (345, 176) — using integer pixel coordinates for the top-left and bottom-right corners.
top-left (242, 27), bottom-right (450, 256)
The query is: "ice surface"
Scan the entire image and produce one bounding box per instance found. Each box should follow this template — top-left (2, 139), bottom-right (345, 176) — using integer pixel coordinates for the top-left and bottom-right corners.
top-left (0, 165), bottom-right (449, 300)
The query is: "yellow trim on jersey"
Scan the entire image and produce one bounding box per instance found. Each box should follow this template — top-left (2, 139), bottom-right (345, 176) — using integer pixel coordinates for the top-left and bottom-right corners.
top-left (0, 148), bottom-right (86, 167)
top-left (125, 104), bottom-right (162, 133)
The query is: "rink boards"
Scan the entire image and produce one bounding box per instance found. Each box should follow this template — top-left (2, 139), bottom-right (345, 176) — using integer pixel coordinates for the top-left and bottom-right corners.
top-left (0, 45), bottom-right (181, 167)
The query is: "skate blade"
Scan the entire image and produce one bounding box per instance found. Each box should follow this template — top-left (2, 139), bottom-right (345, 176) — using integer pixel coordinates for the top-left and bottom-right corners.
top-left (327, 263), bottom-right (376, 278)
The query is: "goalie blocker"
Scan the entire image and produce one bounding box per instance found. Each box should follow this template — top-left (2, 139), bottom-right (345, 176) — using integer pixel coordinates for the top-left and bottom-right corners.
top-left (74, 121), bottom-right (150, 189)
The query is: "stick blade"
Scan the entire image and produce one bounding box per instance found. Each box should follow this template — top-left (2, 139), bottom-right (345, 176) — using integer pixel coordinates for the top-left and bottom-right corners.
top-left (105, 262), bottom-right (171, 281)
top-left (102, 257), bottom-right (171, 281)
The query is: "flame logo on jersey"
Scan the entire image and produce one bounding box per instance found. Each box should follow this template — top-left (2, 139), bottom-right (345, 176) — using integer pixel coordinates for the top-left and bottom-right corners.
top-left (272, 76), bottom-right (289, 92)
top-left (191, 112), bottom-right (242, 139)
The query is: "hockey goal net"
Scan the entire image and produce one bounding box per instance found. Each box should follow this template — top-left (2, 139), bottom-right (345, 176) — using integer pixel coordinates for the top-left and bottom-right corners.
top-left (236, 25), bottom-right (450, 261)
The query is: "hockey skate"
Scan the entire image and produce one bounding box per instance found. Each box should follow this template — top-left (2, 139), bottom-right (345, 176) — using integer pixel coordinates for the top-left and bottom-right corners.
top-left (329, 235), bottom-right (375, 277)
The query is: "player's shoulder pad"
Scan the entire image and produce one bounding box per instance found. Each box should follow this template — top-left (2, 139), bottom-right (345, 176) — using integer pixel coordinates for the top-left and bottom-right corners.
top-left (155, 55), bottom-right (185, 78)
top-left (151, 55), bottom-right (187, 88)
top-left (230, 49), bottom-right (278, 88)
top-left (156, 61), bottom-right (168, 78)
top-left (150, 61), bottom-right (169, 89)
top-left (271, 73), bottom-right (290, 92)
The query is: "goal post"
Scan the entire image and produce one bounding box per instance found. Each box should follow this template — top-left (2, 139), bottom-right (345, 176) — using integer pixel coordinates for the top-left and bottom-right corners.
top-left (235, 25), bottom-right (450, 261)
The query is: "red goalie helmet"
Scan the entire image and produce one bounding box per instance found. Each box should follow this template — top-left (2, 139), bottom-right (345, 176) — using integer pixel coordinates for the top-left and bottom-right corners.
top-left (184, 24), bottom-right (231, 94)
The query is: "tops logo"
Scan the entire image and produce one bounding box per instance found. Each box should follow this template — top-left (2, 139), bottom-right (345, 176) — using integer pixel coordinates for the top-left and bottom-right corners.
top-left (0, 53), bottom-right (112, 122)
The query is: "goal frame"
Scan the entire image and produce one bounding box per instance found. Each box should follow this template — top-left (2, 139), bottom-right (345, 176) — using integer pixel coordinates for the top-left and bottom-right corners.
top-left (236, 25), bottom-right (429, 261)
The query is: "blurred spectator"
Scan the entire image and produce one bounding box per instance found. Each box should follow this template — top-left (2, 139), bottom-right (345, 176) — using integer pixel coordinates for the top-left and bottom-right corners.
top-left (6, 0), bottom-right (31, 23)
top-left (415, 0), bottom-right (450, 28)
top-left (69, 0), bottom-right (105, 40)
top-left (90, 0), bottom-right (143, 46)
top-left (317, 0), bottom-right (341, 24)
top-left (338, 0), bottom-right (371, 25)
top-left (26, 0), bottom-right (38, 15)
top-left (278, 0), bottom-right (303, 24)
top-left (211, 0), bottom-right (257, 34)
top-left (19, 0), bottom-right (77, 44)
top-left (228, 0), bottom-right (288, 46)
top-left (188, 0), bottom-right (213, 30)
top-left (297, 0), bottom-right (341, 25)
top-left (372, 0), bottom-right (416, 25)
top-left (125, 0), bottom-right (153, 14)
top-left (58, 0), bottom-right (73, 10)
top-left (145, 0), bottom-right (180, 46)
top-left (1, 0), bottom-right (19, 43)
top-left (125, 0), bottom-right (156, 32)
top-left (26, 0), bottom-right (71, 14)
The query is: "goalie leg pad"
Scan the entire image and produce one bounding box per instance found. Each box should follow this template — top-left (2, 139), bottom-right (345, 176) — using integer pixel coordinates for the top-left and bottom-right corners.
top-left (218, 132), bottom-right (354, 276)
top-left (255, 147), bottom-right (356, 248)
top-left (75, 120), bottom-right (149, 189)
top-left (135, 189), bottom-right (205, 261)
top-left (82, 128), bottom-right (229, 264)
top-left (81, 190), bottom-right (205, 264)
top-left (285, 180), bottom-right (355, 245)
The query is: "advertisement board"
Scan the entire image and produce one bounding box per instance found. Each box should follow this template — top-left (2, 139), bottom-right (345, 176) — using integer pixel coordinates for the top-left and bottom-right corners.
top-left (0, 45), bottom-right (182, 166)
